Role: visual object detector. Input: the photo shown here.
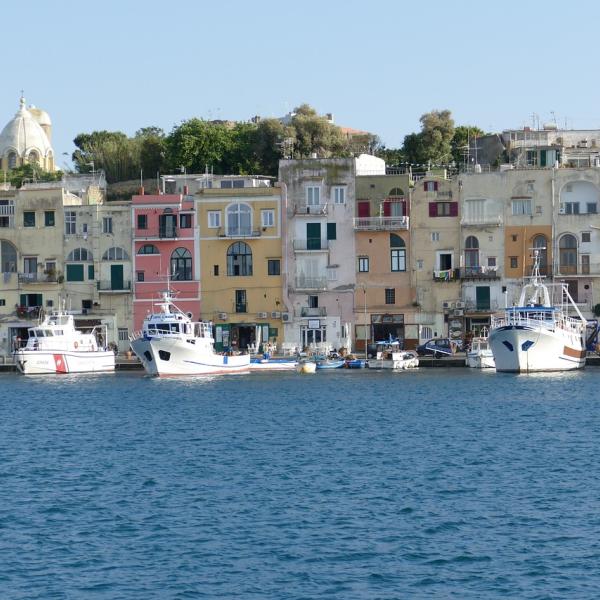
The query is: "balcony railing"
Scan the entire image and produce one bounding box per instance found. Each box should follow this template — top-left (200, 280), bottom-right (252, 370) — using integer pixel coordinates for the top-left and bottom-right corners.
top-left (294, 276), bottom-right (328, 290)
top-left (235, 303), bottom-right (247, 313)
top-left (460, 216), bottom-right (503, 226)
top-left (159, 226), bottom-right (178, 238)
top-left (465, 300), bottom-right (499, 312)
top-left (458, 266), bottom-right (501, 280)
top-left (292, 239), bottom-right (330, 251)
top-left (353, 216), bottom-right (409, 231)
top-left (555, 263), bottom-right (600, 276)
top-left (97, 280), bottom-right (132, 292)
top-left (0, 204), bottom-right (15, 216)
top-left (218, 227), bottom-right (262, 238)
top-left (300, 306), bottom-right (327, 317)
top-left (436, 190), bottom-right (453, 199)
top-left (18, 273), bottom-right (59, 283)
top-left (294, 203), bottom-right (328, 215)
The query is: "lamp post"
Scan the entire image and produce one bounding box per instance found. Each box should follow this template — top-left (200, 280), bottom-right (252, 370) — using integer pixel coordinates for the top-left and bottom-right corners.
top-left (362, 284), bottom-right (368, 360)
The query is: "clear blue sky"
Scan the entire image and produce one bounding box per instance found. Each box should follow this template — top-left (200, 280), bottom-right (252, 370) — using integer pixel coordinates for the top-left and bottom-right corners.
top-left (4, 0), bottom-right (600, 169)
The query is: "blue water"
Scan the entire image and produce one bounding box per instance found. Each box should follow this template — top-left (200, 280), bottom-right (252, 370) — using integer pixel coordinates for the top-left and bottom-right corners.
top-left (1, 369), bottom-right (600, 599)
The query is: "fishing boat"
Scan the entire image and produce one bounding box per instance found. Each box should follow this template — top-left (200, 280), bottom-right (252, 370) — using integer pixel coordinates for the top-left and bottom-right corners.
top-left (315, 354), bottom-right (346, 369)
top-left (489, 250), bottom-right (587, 373)
top-left (465, 329), bottom-right (495, 369)
top-left (13, 307), bottom-right (115, 375)
top-left (130, 290), bottom-right (250, 376)
top-left (249, 355), bottom-right (297, 371)
top-left (367, 342), bottom-right (419, 370)
top-left (345, 357), bottom-right (367, 369)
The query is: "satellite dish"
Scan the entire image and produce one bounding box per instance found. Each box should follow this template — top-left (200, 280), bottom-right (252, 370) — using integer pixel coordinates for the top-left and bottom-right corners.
top-left (186, 312), bottom-right (193, 319)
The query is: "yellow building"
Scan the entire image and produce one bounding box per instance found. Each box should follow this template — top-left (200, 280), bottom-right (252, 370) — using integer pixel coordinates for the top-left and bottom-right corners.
top-left (195, 177), bottom-right (284, 353)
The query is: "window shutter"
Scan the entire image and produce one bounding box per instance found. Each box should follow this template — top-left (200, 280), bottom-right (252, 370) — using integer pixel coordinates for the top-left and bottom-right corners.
top-left (449, 202), bottom-right (458, 217)
top-left (429, 203), bottom-right (437, 217)
top-left (327, 223), bottom-right (337, 240)
top-left (423, 182), bottom-right (428, 191)
top-left (434, 181), bottom-right (439, 191)
top-left (383, 201), bottom-right (391, 217)
top-left (402, 200), bottom-right (408, 217)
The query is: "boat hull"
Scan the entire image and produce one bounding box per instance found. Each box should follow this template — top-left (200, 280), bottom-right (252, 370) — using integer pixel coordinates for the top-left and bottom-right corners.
top-left (296, 361), bottom-right (317, 374)
top-left (489, 325), bottom-right (585, 372)
top-left (131, 337), bottom-right (250, 376)
top-left (465, 351), bottom-right (495, 369)
top-left (249, 358), bottom-right (297, 371)
top-left (13, 350), bottom-right (115, 374)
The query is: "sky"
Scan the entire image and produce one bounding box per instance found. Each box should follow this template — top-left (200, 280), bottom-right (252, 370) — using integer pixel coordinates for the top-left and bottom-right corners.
top-left (4, 0), bottom-right (600, 169)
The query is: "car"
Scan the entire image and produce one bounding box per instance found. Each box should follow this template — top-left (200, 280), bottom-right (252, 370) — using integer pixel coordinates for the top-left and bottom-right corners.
top-left (416, 338), bottom-right (457, 358)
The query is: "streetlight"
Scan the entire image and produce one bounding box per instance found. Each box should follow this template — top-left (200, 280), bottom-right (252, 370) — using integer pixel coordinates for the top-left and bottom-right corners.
top-left (362, 284), bottom-right (368, 360)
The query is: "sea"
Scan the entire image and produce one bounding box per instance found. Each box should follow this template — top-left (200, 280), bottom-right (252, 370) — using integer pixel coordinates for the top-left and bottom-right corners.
top-left (0, 368), bottom-right (599, 599)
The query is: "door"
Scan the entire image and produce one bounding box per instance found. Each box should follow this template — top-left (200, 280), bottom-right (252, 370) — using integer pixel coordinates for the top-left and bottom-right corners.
top-left (306, 223), bottom-right (321, 250)
top-left (111, 264), bottom-right (124, 290)
top-left (475, 286), bottom-right (491, 311)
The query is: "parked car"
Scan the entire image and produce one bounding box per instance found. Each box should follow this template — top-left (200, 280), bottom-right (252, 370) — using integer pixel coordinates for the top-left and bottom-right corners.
top-left (416, 338), bottom-right (458, 358)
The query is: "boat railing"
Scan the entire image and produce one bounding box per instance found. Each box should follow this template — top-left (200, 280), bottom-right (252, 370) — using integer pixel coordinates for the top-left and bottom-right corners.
top-left (492, 311), bottom-right (585, 334)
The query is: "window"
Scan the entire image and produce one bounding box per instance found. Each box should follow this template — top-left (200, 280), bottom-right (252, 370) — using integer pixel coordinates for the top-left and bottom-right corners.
top-left (45, 261), bottom-right (56, 276)
top-left (180, 213), bottom-right (192, 229)
top-left (82, 223), bottom-right (88, 234)
top-left (221, 179), bottom-right (244, 189)
top-left (7, 152), bottom-right (16, 169)
top-left (46, 299), bottom-right (53, 307)
top-left (102, 217), bottom-right (113, 234)
top-left (23, 257), bottom-right (37, 276)
top-left (511, 234), bottom-right (518, 242)
top-left (118, 328), bottom-right (129, 342)
top-left (308, 295), bottom-right (319, 309)
top-left (170, 247), bottom-right (192, 281)
top-left (429, 202), bottom-right (458, 217)
top-left (465, 235), bottom-right (479, 274)
top-left (526, 152), bottom-right (537, 167)
top-left (235, 289), bottom-right (247, 313)
top-left (67, 248), bottom-right (93, 261)
top-left (488, 257), bottom-right (497, 267)
top-left (385, 288), bottom-right (396, 305)
top-left (0, 299), bottom-right (5, 306)
top-left (326, 223), bottom-right (337, 240)
top-left (227, 242), bottom-right (252, 276)
top-left (261, 209), bottom-right (275, 228)
top-left (137, 244), bottom-right (159, 255)
top-left (268, 259), bottom-right (280, 276)
top-left (582, 232), bottom-right (591, 243)
top-left (333, 186), bottom-right (346, 204)
top-left (389, 187), bottom-right (405, 197)
top-left (437, 202), bottom-right (451, 216)
top-left (136, 271), bottom-right (145, 282)
top-left (565, 202), bottom-right (580, 215)
top-left (327, 268), bottom-right (338, 281)
top-left (431, 232), bottom-right (440, 241)
top-left (137, 214), bottom-right (148, 229)
top-left (0, 240), bottom-right (17, 272)
top-left (88, 264), bottom-right (95, 280)
top-left (358, 256), bottom-right (369, 272)
top-left (582, 255), bottom-right (590, 274)
top-left (559, 234), bottom-right (578, 274)
top-left (424, 181), bottom-right (437, 192)
top-left (226, 203), bottom-right (252, 236)
top-left (208, 211), bottom-right (221, 228)
top-left (587, 203), bottom-right (597, 214)
top-left (306, 186), bottom-right (321, 206)
top-left (102, 247), bottom-right (129, 261)
top-left (510, 256), bottom-right (518, 269)
top-left (417, 259), bottom-right (424, 270)
top-left (23, 211), bottom-right (35, 227)
top-left (159, 213), bottom-right (177, 238)
top-left (512, 199), bottom-right (532, 215)
top-left (390, 234), bottom-right (406, 272)
top-left (213, 265), bottom-right (219, 276)
top-left (66, 264), bottom-right (84, 282)
top-left (44, 211), bottom-right (55, 227)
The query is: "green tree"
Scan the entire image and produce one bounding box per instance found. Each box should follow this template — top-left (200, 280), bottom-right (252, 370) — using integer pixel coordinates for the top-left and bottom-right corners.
top-left (135, 127), bottom-right (166, 178)
top-left (419, 109), bottom-right (455, 164)
top-left (290, 104), bottom-right (348, 158)
top-left (2, 164), bottom-right (62, 188)
top-left (450, 125), bottom-right (485, 166)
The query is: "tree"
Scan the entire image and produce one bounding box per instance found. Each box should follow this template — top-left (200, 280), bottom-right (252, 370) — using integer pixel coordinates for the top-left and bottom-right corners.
top-left (135, 127), bottom-right (166, 178)
top-left (2, 163), bottom-right (62, 188)
top-left (419, 109), bottom-right (455, 164)
top-left (451, 125), bottom-right (485, 166)
top-left (290, 104), bottom-right (348, 158)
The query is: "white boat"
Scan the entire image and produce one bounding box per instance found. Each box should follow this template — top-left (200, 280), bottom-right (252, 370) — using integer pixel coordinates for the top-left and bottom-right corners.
top-left (250, 356), bottom-right (298, 371)
top-left (130, 291), bottom-right (250, 376)
top-left (465, 330), bottom-right (495, 369)
top-left (489, 251), bottom-right (587, 373)
top-left (13, 309), bottom-right (115, 375)
top-left (367, 342), bottom-right (419, 370)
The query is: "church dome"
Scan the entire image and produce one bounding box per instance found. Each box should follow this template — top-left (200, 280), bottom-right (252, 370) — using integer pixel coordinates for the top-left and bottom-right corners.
top-left (28, 105), bottom-right (52, 127)
top-left (0, 96), bottom-right (53, 160)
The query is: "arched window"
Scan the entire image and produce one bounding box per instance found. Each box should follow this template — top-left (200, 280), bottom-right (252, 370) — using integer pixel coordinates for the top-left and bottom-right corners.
top-left (7, 152), bottom-right (17, 169)
top-left (532, 234), bottom-right (548, 275)
top-left (226, 203), bottom-right (252, 236)
top-left (559, 234), bottom-right (577, 275)
top-left (137, 244), bottom-right (159, 255)
top-left (227, 242), bottom-right (253, 276)
top-left (390, 234), bottom-right (406, 272)
top-left (170, 247), bottom-right (192, 281)
top-left (102, 247), bottom-right (129, 261)
top-left (389, 187), bottom-right (405, 197)
top-left (0, 240), bottom-right (17, 273)
top-left (28, 151), bottom-right (39, 164)
top-left (465, 235), bottom-right (479, 274)
top-left (67, 248), bottom-right (93, 261)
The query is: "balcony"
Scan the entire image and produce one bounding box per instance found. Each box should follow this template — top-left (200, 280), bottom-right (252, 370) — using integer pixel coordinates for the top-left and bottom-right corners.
top-left (458, 266), bottom-right (501, 280)
top-left (300, 306), bottom-right (327, 317)
top-left (353, 216), bottom-right (409, 231)
top-left (464, 300), bottom-right (500, 313)
top-left (436, 190), bottom-right (453, 199)
top-left (292, 239), bottom-right (330, 251)
top-left (460, 215), bottom-right (503, 227)
top-left (18, 273), bottom-right (59, 284)
top-left (159, 226), bottom-right (178, 238)
top-left (433, 269), bottom-right (458, 282)
top-left (218, 227), bottom-right (262, 238)
top-left (97, 280), bottom-right (132, 292)
top-left (294, 203), bottom-right (328, 215)
top-left (555, 262), bottom-right (600, 277)
top-left (294, 276), bottom-right (327, 290)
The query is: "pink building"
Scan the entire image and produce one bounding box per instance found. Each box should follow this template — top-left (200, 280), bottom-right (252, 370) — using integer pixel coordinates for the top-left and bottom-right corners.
top-left (132, 193), bottom-right (199, 331)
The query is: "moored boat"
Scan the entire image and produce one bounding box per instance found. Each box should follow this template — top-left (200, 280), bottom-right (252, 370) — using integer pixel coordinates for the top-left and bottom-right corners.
top-left (465, 330), bottom-right (495, 369)
top-left (489, 250), bottom-right (586, 373)
top-left (249, 356), bottom-right (298, 371)
top-left (13, 308), bottom-right (115, 375)
top-left (367, 342), bottom-right (419, 370)
top-left (315, 357), bottom-right (345, 369)
top-left (296, 359), bottom-right (317, 374)
top-left (130, 290), bottom-right (250, 376)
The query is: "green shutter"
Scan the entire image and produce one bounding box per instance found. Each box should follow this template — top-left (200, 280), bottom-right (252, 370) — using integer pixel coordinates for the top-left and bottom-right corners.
top-left (66, 264), bottom-right (84, 282)
top-left (327, 223), bottom-right (337, 240)
top-left (88, 265), bottom-right (95, 280)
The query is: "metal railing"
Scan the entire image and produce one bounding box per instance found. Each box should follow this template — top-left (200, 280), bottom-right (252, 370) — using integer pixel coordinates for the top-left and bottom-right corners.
top-left (294, 203), bottom-right (329, 215)
top-left (300, 307), bottom-right (327, 317)
top-left (158, 226), bottom-right (178, 238)
top-left (353, 216), bottom-right (409, 231)
top-left (292, 239), bottom-right (330, 251)
top-left (218, 227), bottom-right (262, 238)
top-left (294, 276), bottom-right (328, 290)
top-left (97, 280), bottom-right (132, 291)
top-left (465, 300), bottom-right (499, 312)
top-left (0, 204), bottom-right (14, 215)
top-left (460, 216), bottom-right (503, 226)
top-left (18, 273), bottom-right (59, 283)
top-left (459, 266), bottom-right (501, 280)
top-left (433, 269), bottom-right (458, 282)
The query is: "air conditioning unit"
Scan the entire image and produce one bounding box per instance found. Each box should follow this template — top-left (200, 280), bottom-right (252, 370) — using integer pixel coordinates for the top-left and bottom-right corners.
top-left (442, 301), bottom-right (454, 310)
top-left (218, 312), bottom-right (228, 320)
top-left (281, 312), bottom-right (291, 322)
top-left (257, 312), bottom-right (268, 319)
top-left (454, 309), bottom-right (464, 316)
top-left (455, 301), bottom-right (465, 309)
top-left (271, 311), bottom-right (281, 319)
